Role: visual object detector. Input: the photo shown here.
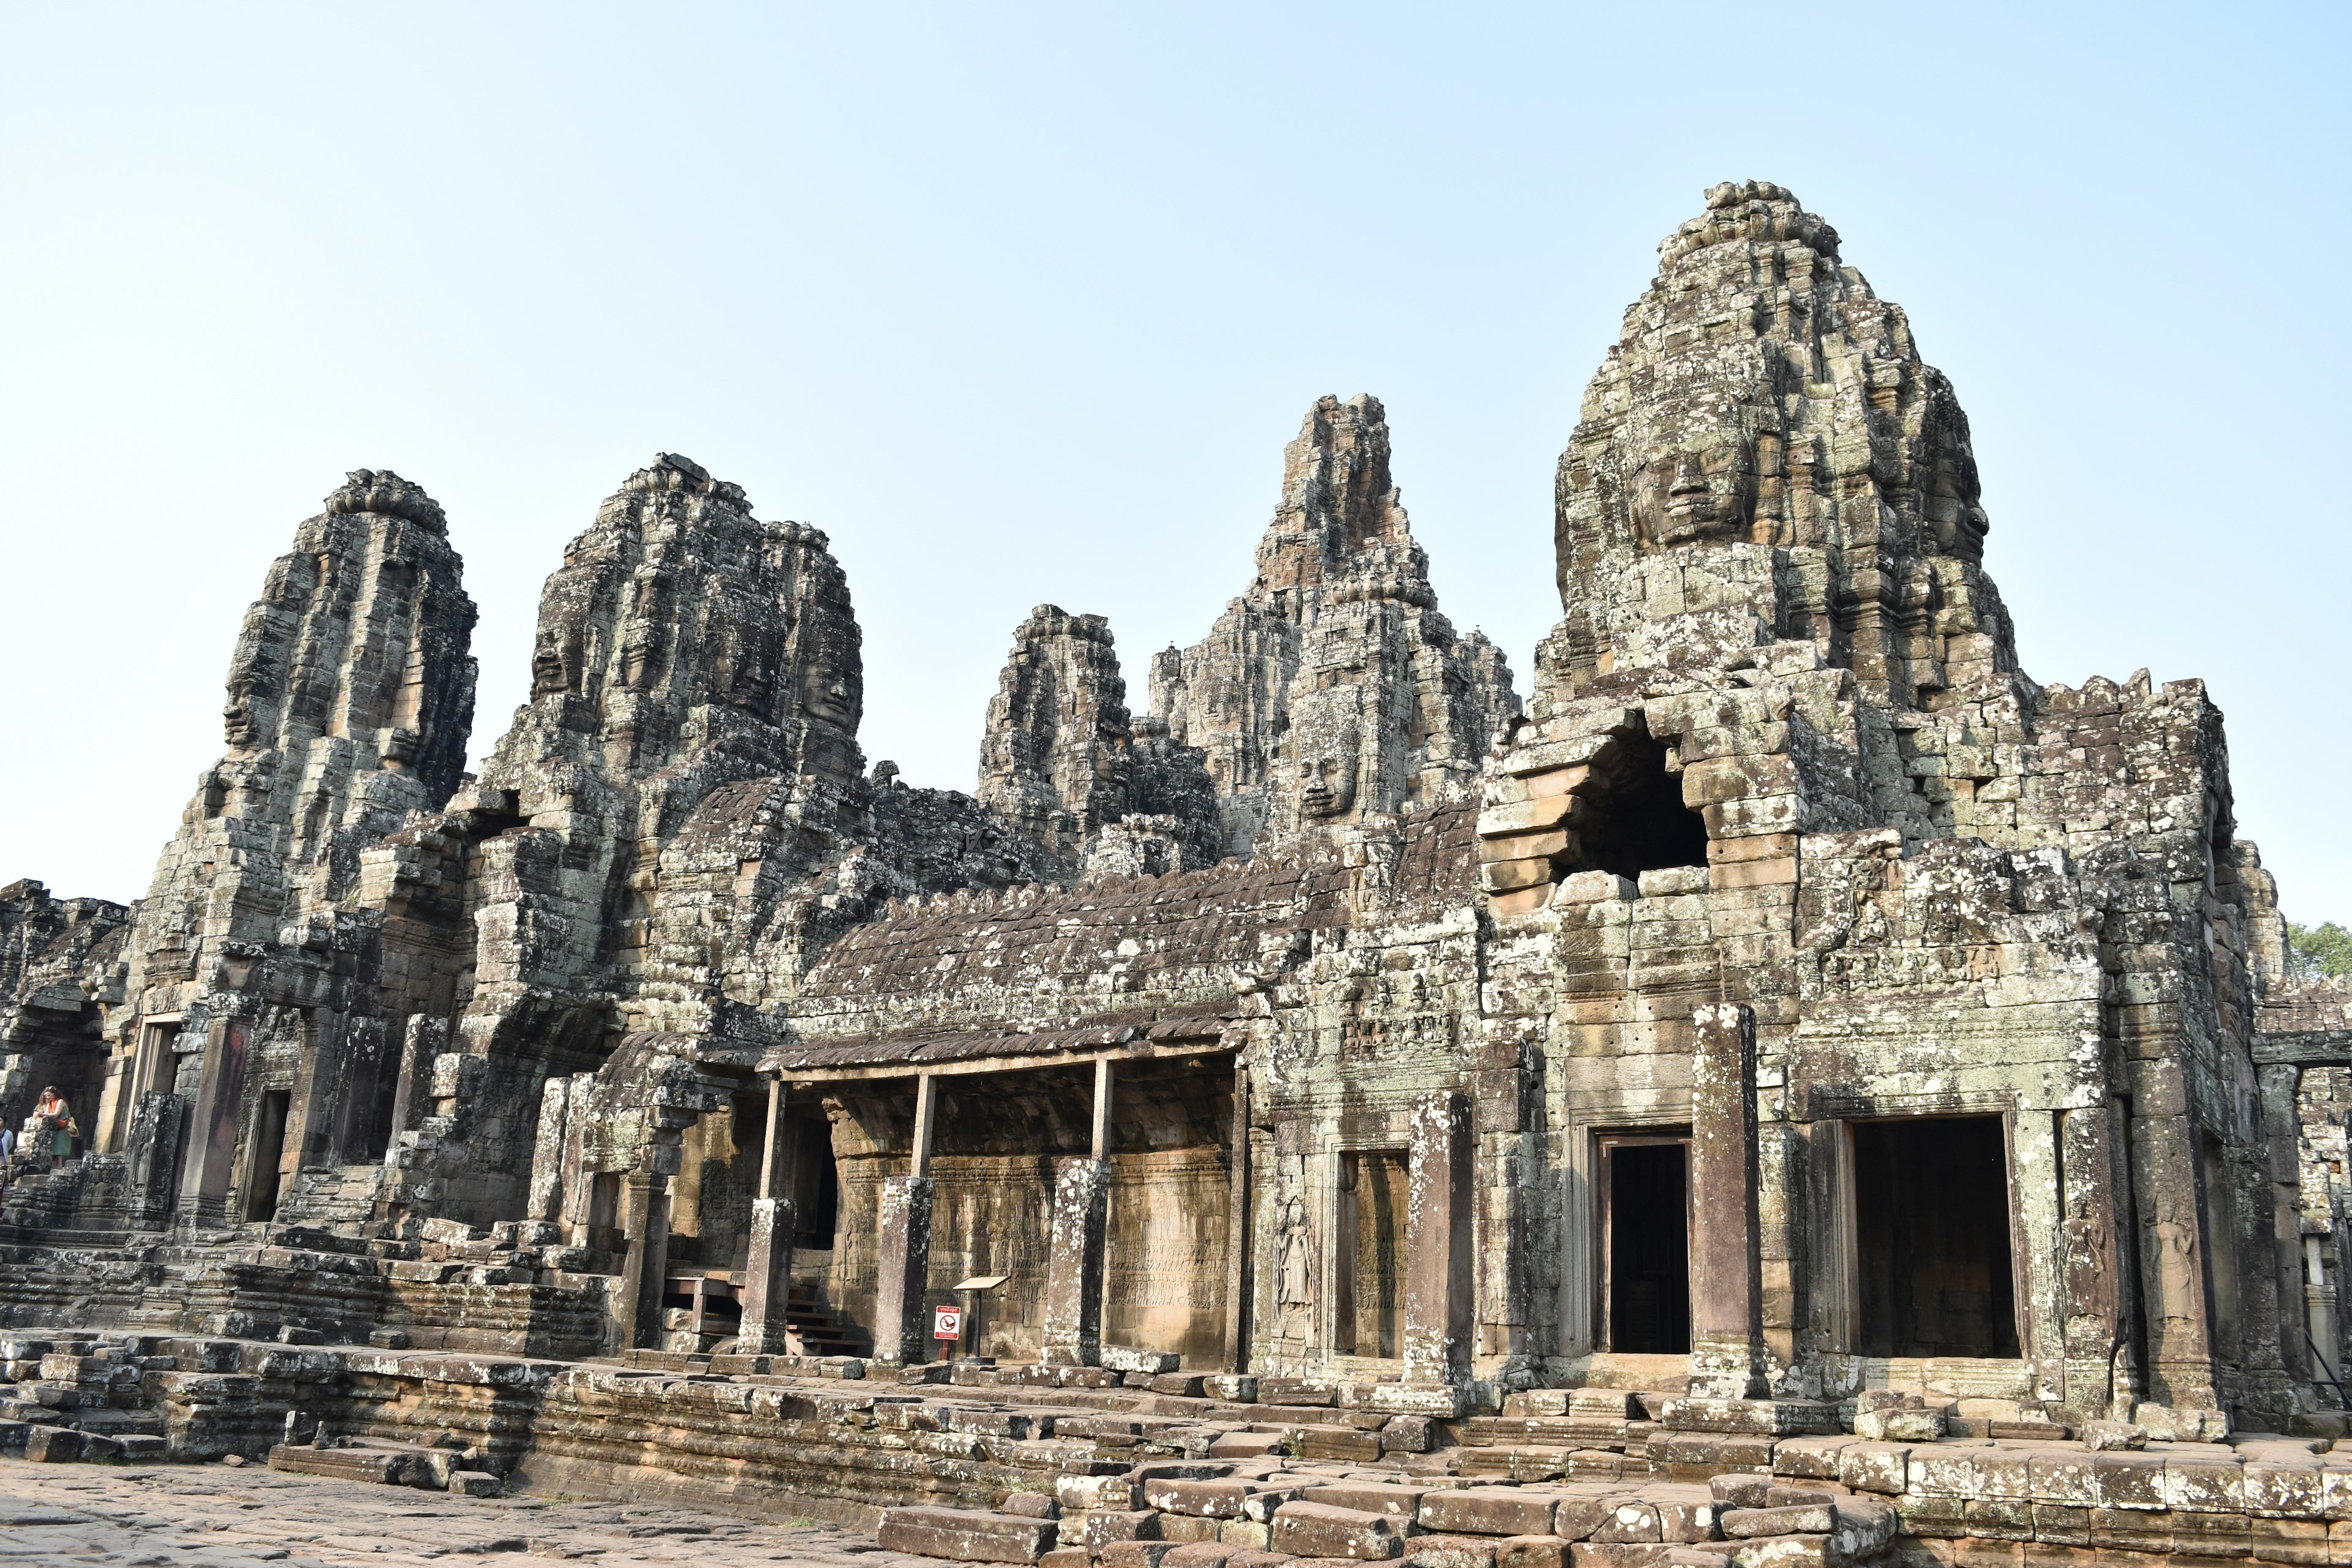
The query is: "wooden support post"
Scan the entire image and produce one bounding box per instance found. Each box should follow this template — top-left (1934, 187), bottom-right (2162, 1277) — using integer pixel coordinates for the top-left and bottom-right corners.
top-left (911, 1072), bottom-right (938, 1178)
top-left (1091, 1058), bottom-right (1114, 1161)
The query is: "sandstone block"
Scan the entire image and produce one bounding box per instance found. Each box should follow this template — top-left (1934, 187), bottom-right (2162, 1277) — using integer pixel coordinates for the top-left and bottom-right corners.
top-left (1406, 1534), bottom-right (1501, 1568)
top-left (1420, 1488), bottom-right (1563, 1538)
top-left (1721, 1538), bottom-right (1831, 1568)
top-left (1061, 1474), bottom-right (1145, 1512)
top-left (1569, 1545), bottom-right (1679, 1568)
top-left (1273, 1501), bottom-right (1406, 1561)
top-left (1480, 797), bottom-right (1579, 836)
top-left (1483, 858), bottom-right (1556, 894)
top-left (1148, 1479), bottom-right (1254, 1518)
top-left (1001, 1493), bottom-right (1060, 1520)
top-left (1301, 1425), bottom-right (1385, 1462)
top-left (1098, 1544), bottom-right (1177, 1568)
top-left (879, 1506), bottom-right (1059, 1565)
top-left (1833, 1442), bottom-right (1909, 1495)
top-left (1721, 1507), bottom-right (1833, 1540)
top-left (24, 1426), bottom-right (85, 1463)
top-left (1498, 1537), bottom-right (1572, 1568)
top-left (1382, 1417), bottom-right (1437, 1453)
top-left (1302, 1482), bottom-right (1427, 1518)
top-left (1163, 1546), bottom-right (1242, 1568)
top-left (1084, 1512), bottom-right (1167, 1548)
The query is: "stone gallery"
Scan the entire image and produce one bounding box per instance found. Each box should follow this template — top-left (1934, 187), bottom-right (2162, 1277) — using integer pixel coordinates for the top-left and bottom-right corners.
top-left (6, 181), bottom-right (2352, 1568)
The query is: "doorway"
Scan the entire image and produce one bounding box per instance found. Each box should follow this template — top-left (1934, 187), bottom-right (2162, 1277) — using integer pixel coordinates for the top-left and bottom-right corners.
top-left (1852, 1115), bottom-right (2019, 1358)
top-left (1601, 1134), bottom-right (1690, 1353)
top-left (245, 1090), bottom-right (290, 1222)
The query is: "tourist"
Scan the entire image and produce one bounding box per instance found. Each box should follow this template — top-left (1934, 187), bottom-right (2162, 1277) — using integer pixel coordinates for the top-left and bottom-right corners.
top-left (32, 1085), bottom-right (74, 1171)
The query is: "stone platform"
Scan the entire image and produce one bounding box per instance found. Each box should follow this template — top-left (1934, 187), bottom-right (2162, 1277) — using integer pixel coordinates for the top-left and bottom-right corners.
top-left (6, 1325), bottom-right (2350, 1568)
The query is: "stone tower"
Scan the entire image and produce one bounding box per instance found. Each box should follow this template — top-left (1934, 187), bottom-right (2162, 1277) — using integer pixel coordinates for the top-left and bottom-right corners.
top-left (99, 471), bottom-right (476, 1152)
top-left (1150, 394), bottom-right (1520, 856)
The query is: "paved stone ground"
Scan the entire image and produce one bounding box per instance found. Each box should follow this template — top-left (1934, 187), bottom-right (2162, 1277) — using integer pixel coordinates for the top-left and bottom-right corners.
top-left (0, 1458), bottom-right (952, 1565)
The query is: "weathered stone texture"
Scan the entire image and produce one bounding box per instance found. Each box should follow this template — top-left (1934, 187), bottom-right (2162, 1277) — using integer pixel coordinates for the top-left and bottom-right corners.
top-left (7, 181), bottom-right (2352, 1548)
top-left (978, 605), bottom-right (1220, 878)
top-left (1152, 394), bottom-right (1521, 858)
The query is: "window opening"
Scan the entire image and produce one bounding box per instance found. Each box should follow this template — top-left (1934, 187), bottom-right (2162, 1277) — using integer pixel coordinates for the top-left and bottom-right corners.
top-left (1574, 728), bottom-right (1708, 879)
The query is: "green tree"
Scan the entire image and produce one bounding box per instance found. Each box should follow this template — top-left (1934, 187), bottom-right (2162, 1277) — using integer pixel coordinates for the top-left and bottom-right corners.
top-left (2288, 921), bottom-right (2352, 981)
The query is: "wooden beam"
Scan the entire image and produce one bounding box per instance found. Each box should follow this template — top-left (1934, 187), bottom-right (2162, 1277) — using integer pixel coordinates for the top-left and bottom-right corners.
top-left (1091, 1058), bottom-right (1115, 1162)
top-left (911, 1072), bottom-right (937, 1178)
top-left (782, 1038), bottom-right (1238, 1088)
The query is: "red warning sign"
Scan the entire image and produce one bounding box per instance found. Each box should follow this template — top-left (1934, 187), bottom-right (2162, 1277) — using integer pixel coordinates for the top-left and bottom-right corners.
top-left (933, 1305), bottom-right (963, 1341)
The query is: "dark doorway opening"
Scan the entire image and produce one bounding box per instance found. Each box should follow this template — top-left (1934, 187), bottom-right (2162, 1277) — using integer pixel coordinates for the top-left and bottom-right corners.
top-left (1335, 1150), bottom-right (1407, 1357)
top-left (586, 1170), bottom-right (624, 1254)
top-left (791, 1109), bottom-right (839, 1250)
top-left (245, 1090), bottom-right (290, 1222)
top-left (1853, 1115), bottom-right (2019, 1358)
top-left (1604, 1137), bottom-right (1690, 1352)
top-left (1575, 729), bottom-right (1709, 880)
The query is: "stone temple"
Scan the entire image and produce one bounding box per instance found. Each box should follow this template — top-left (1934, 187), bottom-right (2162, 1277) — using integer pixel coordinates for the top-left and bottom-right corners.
top-left (6, 182), bottom-right (2352, 1568)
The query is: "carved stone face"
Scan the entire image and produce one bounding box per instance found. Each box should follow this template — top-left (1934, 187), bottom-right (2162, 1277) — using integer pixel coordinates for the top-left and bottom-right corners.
top-left (222, 693), bottom-right (258, 749)
top-left (1629, 439), bottom-right (1756, 549)
top-left (1297, 722), bottom-right (1361, 820)
top-left (710, 620), bottom-right (772, 712)
top-left (801, 656), bottom-right (855, 729)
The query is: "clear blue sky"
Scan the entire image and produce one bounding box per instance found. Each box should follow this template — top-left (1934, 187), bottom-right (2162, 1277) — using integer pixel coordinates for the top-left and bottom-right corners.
top-left (4, 5), bottom-right (2348, 922)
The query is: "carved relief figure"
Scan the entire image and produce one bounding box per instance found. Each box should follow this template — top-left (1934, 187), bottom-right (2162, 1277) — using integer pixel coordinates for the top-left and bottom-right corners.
top-left (1277, 1194), bottom-right (1312, 1311)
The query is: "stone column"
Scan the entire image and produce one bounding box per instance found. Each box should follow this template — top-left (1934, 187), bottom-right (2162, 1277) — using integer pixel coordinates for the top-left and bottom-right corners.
top-left (1042, 1156), bottom-right (1111, 1365)
top-left (179, 1018), bottom-right (248, 1220)
top-left (2125, 1059), bottom-right (2224, 1413)
top-left (738, 1078), bottom-right (799, 1356)
top-left (1688, 1003), bottom-right (1765, 1400)
top-left (385, 1017), bottom-right (445, 1149)
top-left (1222, 1072), bottom-right (1251, 1374)
top-left (872, 1074), bottom-right (938, 1364)
top-left (1402, 1090), bottom-right (1474, 1385)
top-left (613, 1170), bottom-right (673, 1352)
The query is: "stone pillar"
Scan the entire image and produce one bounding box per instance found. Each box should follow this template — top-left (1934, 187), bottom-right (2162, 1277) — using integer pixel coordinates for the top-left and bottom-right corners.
top-left (1688, 1003), bottom-right (1765, 1400)
top-left (1042, 1157), bottom-right (1110, 1365)
top-left (384, 1016), bottom-right (444, 1152)
top-left (2059, 1102), bottom-right (2138, 1416)
top-left (2125, 1060), bottom-right (2224, 1413)
top-left (1403, 1090), bottom-right (1474, 1385)
top-left (125, 1090), bottom-right (185, 1226)
top-left (613, 1170), bottom-right (673, 1352)
top-left (2309, 1236), bottom-right (2341, 1385)
top-left (738, 1079), bottom-right (799, 1356)
top-left (179, 1019), bottom-right (249, 1220)
top-left (872, 1074), bottom-right (938, 1364)
top-left (1223, 1072), bottom-right (1251, 1374)
top-left (873, 1175), bottom-right (937, 1364)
